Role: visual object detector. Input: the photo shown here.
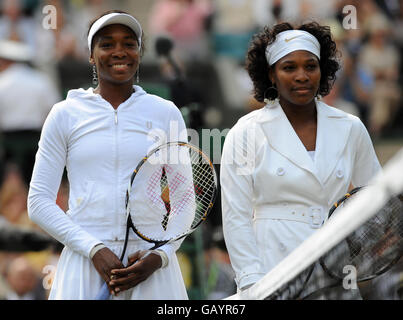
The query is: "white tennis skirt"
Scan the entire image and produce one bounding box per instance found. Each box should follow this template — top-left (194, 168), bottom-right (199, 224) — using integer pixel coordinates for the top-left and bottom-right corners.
top-left (49, 239), bottom-right (188, 300)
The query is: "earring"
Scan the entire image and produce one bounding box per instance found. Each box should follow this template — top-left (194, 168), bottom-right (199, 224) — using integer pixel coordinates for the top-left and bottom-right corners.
top-left (264, 85), bottom-right (278, 104)
top-left (92, 65), bottom-right (98, 86)
top-left (136, 66), bottom-right (140, 83)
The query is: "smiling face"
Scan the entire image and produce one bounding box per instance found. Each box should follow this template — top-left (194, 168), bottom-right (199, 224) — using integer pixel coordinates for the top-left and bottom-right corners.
top-left (89, 24), bottom-right (140, 86)
top-left (270, 50), bottom-right (321, 108)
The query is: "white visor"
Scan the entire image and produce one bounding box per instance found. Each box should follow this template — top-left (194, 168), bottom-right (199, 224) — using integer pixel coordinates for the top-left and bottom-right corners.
top-left (265, 30), bottom-right (320, 66)
top-left (87, 13), bottom-right (142, 53)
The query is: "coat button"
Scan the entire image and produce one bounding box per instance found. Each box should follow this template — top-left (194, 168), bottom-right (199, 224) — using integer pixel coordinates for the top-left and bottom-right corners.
top-left (276, 167), bottom-right (285, 176)
top-left (336, 169), bottom-right (344, 178)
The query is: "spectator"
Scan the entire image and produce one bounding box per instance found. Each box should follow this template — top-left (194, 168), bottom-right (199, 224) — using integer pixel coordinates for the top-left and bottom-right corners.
top-left (0, 165), bottom-right (29, 226)
top-left (39, 0), bottom-right (93, 95)
top-left (0, 132), bottom-right (4, 186)
top-left (149, 0), bottom-right (213, 63)
top-left (0, 168), bottom-right (56, 300)
top-left (0, 0), bottom-right (37, 53)
top-left (60, 0), bottom-right (111, 59)
top-left (393, 1), bottom-right (403, 79)
top-left (0, 40), bottom-right (60, 184)
top-left (321, 19), bottom-right (360, 117)
top-left (210, 0), bottom-right (256, 63)
top-left (204, 225), bottom-right (236, 299)
top-left (0, 221), bottom-right (57, 253)
top-left (300, 0), bottom-right (338, 20)
top-left (321, 15), bottom-right (372, 124)
top-left (357, 14), bottom-right (401, 137)
top-left (209, 0), bottom-right (257, 110)
top-left (0, 164), bottom-right (60, 300)
top-left (0, 0), bottom-right (58, 82)
top-left (253, 0), bottom-right (300, 28)
top-left (322, 81), bottom-right (360, 117)
top-left (358, 0), bottom-right (388, 34)
top-left (2, 256), bottom-right (46, 300)
top-left (253, 0), bottom-right (337, 29)
top-left (0, 164), bottom-right (61, 300)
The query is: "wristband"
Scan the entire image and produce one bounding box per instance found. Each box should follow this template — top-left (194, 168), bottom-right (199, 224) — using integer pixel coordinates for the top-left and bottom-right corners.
top-left (89, 243), bottom-right (106, 259)
top-left (149, 249), bottom-right (169, 268)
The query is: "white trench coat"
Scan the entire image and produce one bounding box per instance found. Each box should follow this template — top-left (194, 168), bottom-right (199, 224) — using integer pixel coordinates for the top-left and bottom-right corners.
top-left (220, 100), bottom-right (381, 290)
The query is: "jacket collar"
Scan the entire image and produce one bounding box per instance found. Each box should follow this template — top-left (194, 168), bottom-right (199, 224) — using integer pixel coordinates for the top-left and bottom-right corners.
top-left (66, 85), bottom-right (146, 110)
top-left (256, 99), bottom-right (352, 186)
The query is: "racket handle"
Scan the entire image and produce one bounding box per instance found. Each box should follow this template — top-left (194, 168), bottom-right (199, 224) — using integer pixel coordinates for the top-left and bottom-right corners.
top-left (95, 283), bottom-right (111, 300)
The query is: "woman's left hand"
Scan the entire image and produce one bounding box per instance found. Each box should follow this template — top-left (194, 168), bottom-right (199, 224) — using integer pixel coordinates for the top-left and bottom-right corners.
top-left (108, 250), bottom-right (162, 295)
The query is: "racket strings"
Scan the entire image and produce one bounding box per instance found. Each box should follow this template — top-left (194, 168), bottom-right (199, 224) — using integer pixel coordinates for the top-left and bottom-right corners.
top-left (166, 148), bottom-right (216, 229)
top-left (321, 193), bottom-right (403, 280)
top-left (129, 143), bottom-right (217, 242)
top-left (193, 167), bottom-right (215, 192)
top-left (192, 166), bottom-right (215, 200)
top-left (192, 167), bottom-right (215, 214)
top-left (189, 160), bottom-right (215, 210)
top-left (157, 171), bottom-right (193, 231)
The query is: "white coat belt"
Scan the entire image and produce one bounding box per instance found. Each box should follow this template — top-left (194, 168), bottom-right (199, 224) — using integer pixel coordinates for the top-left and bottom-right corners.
top-left (253, 205), bottom-right (326, 229)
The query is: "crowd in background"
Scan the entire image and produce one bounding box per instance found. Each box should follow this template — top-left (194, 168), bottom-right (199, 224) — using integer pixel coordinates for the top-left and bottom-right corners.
top-left (0, 0), bottom-right (402, 300)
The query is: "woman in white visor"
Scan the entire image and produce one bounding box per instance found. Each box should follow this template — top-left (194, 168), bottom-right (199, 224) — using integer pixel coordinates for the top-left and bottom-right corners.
top-left (220, 21), bottom-right (381, 297)
top-left (28, 10), bottom-right (188, 299)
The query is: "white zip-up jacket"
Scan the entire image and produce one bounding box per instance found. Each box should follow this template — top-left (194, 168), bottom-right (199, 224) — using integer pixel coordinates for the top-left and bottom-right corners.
top-left (28, 85), bottom-right (187, 260)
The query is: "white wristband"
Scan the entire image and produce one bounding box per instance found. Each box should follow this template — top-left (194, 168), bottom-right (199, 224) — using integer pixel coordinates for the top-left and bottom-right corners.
top-left (148, 249), bottom-right (169, 268)
top-left (89, 243), bottom-right (106, 259)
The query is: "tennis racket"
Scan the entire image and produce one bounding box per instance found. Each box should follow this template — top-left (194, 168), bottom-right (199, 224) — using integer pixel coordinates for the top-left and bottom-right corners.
top-left (95, 141), bottom-right (218, 299)
top-left (268, 187), bottom-right (403, 300)
top-left (316, 187), bottom-right (403, 288)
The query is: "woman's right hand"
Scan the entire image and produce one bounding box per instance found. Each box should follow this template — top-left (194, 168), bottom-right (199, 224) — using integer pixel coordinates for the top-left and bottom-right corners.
top-left (91, 247), bottom-right (124, 293)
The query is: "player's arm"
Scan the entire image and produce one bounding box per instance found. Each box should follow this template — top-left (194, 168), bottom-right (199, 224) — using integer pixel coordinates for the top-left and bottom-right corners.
top-left (351, 119), bottom-right (381, 187)
top-left (220, 125), bottom-right (265, 290)
top-left (27, 105), bottom-right (123, 277)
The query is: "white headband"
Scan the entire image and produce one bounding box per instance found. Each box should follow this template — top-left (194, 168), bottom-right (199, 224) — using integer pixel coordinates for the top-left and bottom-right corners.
top-left (265, 30), bottom-right (320, 66)
top-left (88, 13), bottom-right (142, 53)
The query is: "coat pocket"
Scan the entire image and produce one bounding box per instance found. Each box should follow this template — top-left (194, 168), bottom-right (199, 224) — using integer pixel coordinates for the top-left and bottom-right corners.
top-left (66, 180), bottom-right (95, 218)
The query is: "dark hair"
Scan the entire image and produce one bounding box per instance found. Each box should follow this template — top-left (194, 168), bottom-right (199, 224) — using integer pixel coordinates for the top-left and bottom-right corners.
top-left (245, 21), bottom-right (340, 102)
top-left (87, 10), bottom-right (145, 56)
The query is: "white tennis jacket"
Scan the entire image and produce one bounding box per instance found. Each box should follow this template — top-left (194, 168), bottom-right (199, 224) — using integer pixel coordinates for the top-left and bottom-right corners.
top-left (220, 100), bottom-right (381, 290)
top-left (28, 85), bottom-right (187, 260)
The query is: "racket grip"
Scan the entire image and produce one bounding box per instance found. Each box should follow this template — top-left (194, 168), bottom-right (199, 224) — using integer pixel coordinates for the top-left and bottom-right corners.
top-left (95, 283), bottom-right (111, 300)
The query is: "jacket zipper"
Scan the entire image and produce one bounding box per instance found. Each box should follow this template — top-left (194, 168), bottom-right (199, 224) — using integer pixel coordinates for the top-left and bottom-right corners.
top-left (114, 109), bottom-right (119, 241)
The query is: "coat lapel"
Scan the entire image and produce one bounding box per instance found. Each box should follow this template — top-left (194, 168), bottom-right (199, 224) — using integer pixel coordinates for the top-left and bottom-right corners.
top-left (314, 101), bottom-right (352, 184)
top-left (257, 100), bottom-right (352, 186)
top-left (257, 101), bottom-right (318, 179)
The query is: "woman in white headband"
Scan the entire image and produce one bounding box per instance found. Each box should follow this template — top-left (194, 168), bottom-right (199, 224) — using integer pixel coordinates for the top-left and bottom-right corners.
top-left (28, 10), bottom-right (189, 300)
top-left (220, 22), bottom-right (381, 299)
